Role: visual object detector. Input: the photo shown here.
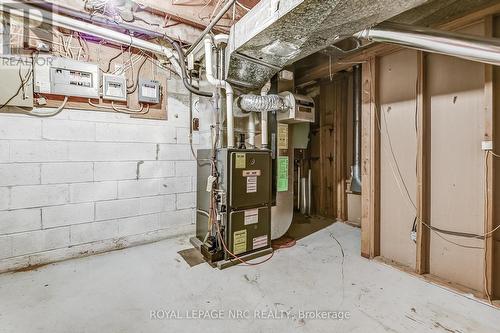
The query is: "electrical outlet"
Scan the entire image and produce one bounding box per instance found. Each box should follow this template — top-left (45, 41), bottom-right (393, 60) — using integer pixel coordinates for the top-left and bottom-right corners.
top-left (410, 231), bottom-right (417, 243)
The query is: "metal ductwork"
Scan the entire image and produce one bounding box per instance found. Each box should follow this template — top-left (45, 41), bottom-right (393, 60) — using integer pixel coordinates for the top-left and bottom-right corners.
top-left (351, 64), bottom-right (362, 194)
top-left (355, 22), bottom-right (500, 66)
top-left (237, 94), bottom-right (287, 113)
top-left (226, 0), bottom-right (432, 92)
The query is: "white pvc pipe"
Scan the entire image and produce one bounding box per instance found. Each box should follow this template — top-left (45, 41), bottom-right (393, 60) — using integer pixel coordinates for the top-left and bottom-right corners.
top-left (204, 37), bottom-right (234, 148)
top-left (248, 112), bottom-right (256, 147)
top-left (260, 81), bottom-right (271, 148)
top-left (0, 0), bottom-right (183, 76)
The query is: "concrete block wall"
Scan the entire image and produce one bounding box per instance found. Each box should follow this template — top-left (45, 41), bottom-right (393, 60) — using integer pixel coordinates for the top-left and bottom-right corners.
top-left (0, 79), bottom-right (211, 273)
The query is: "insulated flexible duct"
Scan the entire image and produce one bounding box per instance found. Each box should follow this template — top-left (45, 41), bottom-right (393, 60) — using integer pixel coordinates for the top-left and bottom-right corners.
top-left (237, 94), bottom-right (287, 113)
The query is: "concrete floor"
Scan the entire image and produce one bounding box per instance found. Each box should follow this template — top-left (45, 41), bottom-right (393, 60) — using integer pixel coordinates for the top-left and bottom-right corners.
top-left (0, 222), bottom-right (499, 333)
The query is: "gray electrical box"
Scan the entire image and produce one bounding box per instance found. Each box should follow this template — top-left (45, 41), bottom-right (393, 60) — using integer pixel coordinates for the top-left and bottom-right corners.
top-left (34, 55), bottom-right (99, 98)
top-left (0, 57), bottom-right (33, 108)
top-left (195, 149), bottom-right (272, 268)
top-left (102, 74), bottom-right (127, 102)
top-left (138, 80), bottom-right (161, 104)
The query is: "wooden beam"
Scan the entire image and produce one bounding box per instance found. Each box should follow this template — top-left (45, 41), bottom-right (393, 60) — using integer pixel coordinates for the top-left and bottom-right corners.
top-left (139, 0), bottom-right (246, 32)
top-left (361, 56), bottom-right (380, 258)
top-left (484, 15), bottom-right (495, 299)
top-left (415, 51), bottom-right (430, 274)
top-left (336, 76), bottom-right (348, 220)
top-left (296, 45), bottom-right (400, 86)
top-left (44, 0), bottom-right (201, 44)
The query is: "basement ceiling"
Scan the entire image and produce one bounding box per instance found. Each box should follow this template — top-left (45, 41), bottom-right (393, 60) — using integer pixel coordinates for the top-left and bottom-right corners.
top-left (292, 0), bottom-right (500, 84)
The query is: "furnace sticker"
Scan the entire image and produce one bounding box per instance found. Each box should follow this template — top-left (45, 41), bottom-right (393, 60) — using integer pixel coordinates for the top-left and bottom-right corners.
top-left (235, 153), bottom-right (246, 169)
top-left (252, 235), bottom-right (268, 250)
top-left (233, 230), bottom-right (247, 255)
top-left (246, 176), bottom-right (257, 193)
top-left (244, 209), bottom-right (259, 225)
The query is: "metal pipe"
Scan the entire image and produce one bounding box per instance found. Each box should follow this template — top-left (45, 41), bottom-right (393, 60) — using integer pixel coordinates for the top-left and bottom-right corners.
top-left (248, 112), bottom-right (256, 148)
top-left (300, 177), bottom-right (307, 215)
top-left (351, 64), bottom-right (362, 193)
top-left (186, 0), bottom-right (236, 56)
top-left (260, 81), bottom-right (271, 149)
top-left (5, 0), bottom-right (213, 97)
top-left (297, 164), bottom-right (301, 211)
top-left (1, 0), bottom-right (181, 76)
top-left (29, 0), bottom-right (177, 42)
top-left (307, 169), bottom-right (312, 216)
top-left (355, 22), bottom-right (500, 66)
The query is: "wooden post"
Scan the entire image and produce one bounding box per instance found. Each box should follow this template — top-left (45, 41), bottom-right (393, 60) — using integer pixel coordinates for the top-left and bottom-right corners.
top-left (416, 51), bottom-right (430, 274)
top-left (361, 57), bottom-right (380, 258)
top-left (484, 15), bottom-right (494, 299)
top-left (336, 76), bottom-right (348, 221)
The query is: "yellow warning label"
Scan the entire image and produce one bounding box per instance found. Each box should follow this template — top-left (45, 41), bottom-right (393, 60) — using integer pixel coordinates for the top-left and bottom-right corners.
top-left (278, 124), bottom-right (289, 149)
top-left (235, 153), bottom-right (246, 169)
top-left (233, 230), bottom-right (247, 255)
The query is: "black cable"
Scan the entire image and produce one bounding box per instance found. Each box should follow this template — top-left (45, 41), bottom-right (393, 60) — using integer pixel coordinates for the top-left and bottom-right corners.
top-left (0, 67), bottom-right (32, 110)
top-left (127, 56), bottom-right (148, 94)
top-left (170, 40), bottom-right (213, 98)
top-left (104, 44), bottom-right (131, 73)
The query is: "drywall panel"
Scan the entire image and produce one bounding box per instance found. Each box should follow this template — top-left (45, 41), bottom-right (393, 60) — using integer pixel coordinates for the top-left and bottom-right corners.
top-left (378, 49), bottom-right (418, 268)
top-left (428, 24), bottom-right (485, 292)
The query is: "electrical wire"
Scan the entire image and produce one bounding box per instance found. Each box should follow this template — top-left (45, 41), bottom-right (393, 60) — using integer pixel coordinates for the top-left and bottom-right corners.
top-left (127, 56), bottom-right (148, 94)
top-left (367, 61), bottom-right (498, 302)
top-left (27, 97), bottom-right (69, 117)
top-left (0, 66), bottom-right (32, 110)
top-left (235, 1), bottom-right (251, 11)
top-left (104, 44), bottom-right (132, 73)
top-left (214, 217), bottom-right (274, 266)
top-left (88, 99), bottom-right (150, 114)
top-left (367, 62), bottom-right (490, 248)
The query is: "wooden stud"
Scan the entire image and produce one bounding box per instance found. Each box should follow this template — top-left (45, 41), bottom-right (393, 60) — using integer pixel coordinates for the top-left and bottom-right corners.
top-left (361, 57), bottom-right (380, 258)
top-left (337, 76), bottom-right (349, 221)
top-left (484, 15), bottom-right (495, 299)
top-left (415, 51), bottom-right (430, 274)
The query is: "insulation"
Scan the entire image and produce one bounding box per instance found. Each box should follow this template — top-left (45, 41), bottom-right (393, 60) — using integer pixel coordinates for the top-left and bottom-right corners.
top-left (237, 94), bottom-right (286, 112)
top-left (226, 0), bottom-right (432, 92)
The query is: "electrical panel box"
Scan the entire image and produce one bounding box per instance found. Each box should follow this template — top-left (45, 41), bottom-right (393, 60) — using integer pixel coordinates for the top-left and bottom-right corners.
top-left (102, 74), bottom-right (127, 102)
top-left (138, 80), bottom-right (161, 104)
top-left (0, 57), bottom-right (33, 107)
top-left (196, 149), bottom-right (272, 266)
top-left (278, 91), bottom-right (315, 123)
top-left (34, 55), bottom-right (99, 98)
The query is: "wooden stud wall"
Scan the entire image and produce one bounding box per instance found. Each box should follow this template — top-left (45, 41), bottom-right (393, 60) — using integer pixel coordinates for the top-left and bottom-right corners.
top-left (360, 57), bottom-right (380, 259)
top-left (357, 15), bottom-right (499, 300)
top-left (491, 15), bottom-right (500, 301)
top-left (416, 51), bottom-right (430, 275)
top-left (315, 75), bottom-right (349, 219)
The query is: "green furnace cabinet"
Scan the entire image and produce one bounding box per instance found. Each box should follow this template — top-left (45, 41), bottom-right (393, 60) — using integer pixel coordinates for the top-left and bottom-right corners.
top-left (196, 149), bottom-right (272, 265)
